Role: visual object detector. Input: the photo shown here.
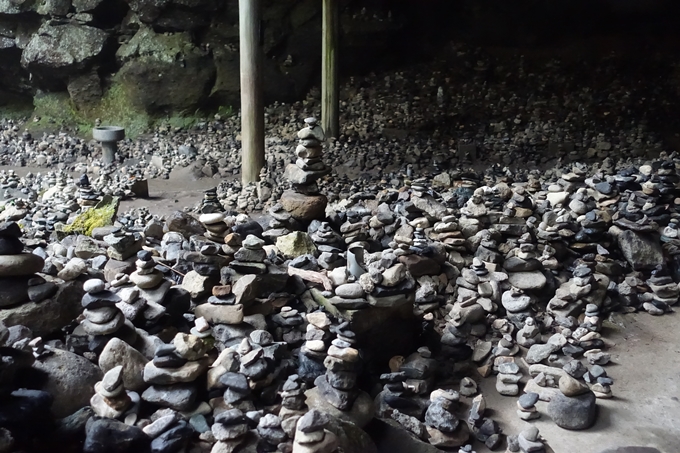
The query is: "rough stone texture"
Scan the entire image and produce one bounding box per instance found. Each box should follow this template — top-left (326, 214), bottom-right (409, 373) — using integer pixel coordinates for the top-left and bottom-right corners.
top-left (276, 231), bottom-right (317, 258)
top-left (305, 387), bottom-right (374, 429)
top-left (32, 349), bottom-right (103, 418)
top-left (369, 418), bottom-right (442, 453)
top-left (115, 26), bottom-right (216, 113)
top-left (0, 281), bottom-right (83, 336)
top-left (99, 338), bottom-right (149, 392)
top-left (280, 190), bottom-right (327, 222)
top-left (611, 227), bottom-right (663, 271)
top-left (547, 390), bottom-right (597, 430)
top-left (21, 23), bottom-right (108, 73)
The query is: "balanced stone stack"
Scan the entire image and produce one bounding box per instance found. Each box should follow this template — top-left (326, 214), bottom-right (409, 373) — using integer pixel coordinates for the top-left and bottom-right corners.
top-left (200, 212), bottom-right (230, 243)
top-left (517, 426), bottom-right (546, 453)
top-left (104, 228), bottom-right (144, 261)
top-left (292, 410), bottom-right (338, 453)
top-left (81, 279), bottom-right (136, 348)
top-left (142, 333), bottom-right (210, 411)
top-left (195, 284), bottom-right (243, 327)
top-left (496, 360), bottom-right (521, 396)
top-left (76, 174), bottom-right (100, 210)
top-left (231, 234), bottom-right (267, 275)
top-left (298, 312), bottom-right (331, 384)
top-left (0, 221), bottom-right (47, 308)
top-left (90, 365), bottom-right (137, 422)
top-left (517, 392), bottom-right (540, 420)
top-left (516, 317), bottom-right (541, 348)
top-left (281, 117), bottom-right (331, 221)
top-left (272, 306), bottom-right (305, 345)
top-left (547, 374), bottom-right (597, 430)
top-left (257, 413), bottom-right (288, 452)
top-left (279, 374), bottom-right (308, 437)
top-left (315, 323), bottom-right (360, 411)
top-left (199, 187), bottom-right (222, 214)
top-left (211, 409), bottom-right (251, 453)
top-left (130, 250), bottom-right (164, 290)
top-left (425, 389), bottom-right (470, 449)
top-left (220, 371), bottom-right (254, 413)
top-left (308, 220), bottom-right (344, 270)
top-left (643, 265), bottom-right (678, 315)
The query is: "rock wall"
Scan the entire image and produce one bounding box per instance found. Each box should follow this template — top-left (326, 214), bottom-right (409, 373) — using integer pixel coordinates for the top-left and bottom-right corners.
top-left (0, 0), bottom-right (678, 116)
top-left (0, 0), bottom-right (425, 115)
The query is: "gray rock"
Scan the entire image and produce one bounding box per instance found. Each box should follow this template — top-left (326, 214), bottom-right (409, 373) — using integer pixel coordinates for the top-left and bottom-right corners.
top-left (142, 384), bottom-right (197, 411)
top-left (0, 281), bottom-right (83, 337)
top-left (21, 23), bottom-right (108, 71)
top-left (611, 227), bottom-right (663, 271)
top-left (547, 390), bottom-right (597, 430)
top-left (99, 338), bottom-right (148, 392)
top-left (32, 349), bottom-right (103, 418)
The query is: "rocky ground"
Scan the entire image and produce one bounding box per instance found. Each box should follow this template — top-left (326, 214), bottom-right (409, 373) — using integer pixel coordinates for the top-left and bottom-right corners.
top-left (1, 44), bottom-right (679, 453)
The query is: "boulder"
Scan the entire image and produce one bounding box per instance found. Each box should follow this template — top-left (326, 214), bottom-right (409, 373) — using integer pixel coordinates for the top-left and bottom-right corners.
top-left (99, 338), bottom-right (149, 392)
top-left (115, 26), bottom-right (216, 113)
top-left (21, 23), bottom-right (108, 77)
top-left (547, 390), bottom-right (597, 430)
top-left (276, 231), bottom-right (317, 258)
top-left (610, 227), bottom-right (663, 271)
top-left (280, 190), bottom-right (327, 222)
top-left (0, 281), bottom-right (83, 336)
top-left (32, 349), bottom-right (103, 418)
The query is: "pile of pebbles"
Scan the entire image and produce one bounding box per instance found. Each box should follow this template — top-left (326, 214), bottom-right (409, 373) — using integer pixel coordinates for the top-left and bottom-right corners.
top-left (1, 46), bottom-right (680, 453)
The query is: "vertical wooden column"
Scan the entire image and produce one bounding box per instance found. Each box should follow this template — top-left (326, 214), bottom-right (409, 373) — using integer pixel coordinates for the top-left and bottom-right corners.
top-left (322, 0), bottom-right (339, 138)
top-left (239, 0), bottom-right (265, 184)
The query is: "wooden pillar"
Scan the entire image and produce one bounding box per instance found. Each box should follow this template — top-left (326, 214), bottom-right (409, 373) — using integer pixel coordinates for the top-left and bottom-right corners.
top-left (239, 0), bottom-right (265, 184)
top-left (322, 0), bottom-right (339, 138)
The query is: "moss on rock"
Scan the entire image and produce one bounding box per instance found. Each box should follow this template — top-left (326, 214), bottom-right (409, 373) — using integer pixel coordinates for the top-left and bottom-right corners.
top-left (62, 195), bottom-right (119, 237)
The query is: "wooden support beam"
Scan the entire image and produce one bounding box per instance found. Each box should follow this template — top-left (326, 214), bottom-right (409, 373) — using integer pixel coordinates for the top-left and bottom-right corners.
top-left (321, 0), bottom-right (339, 138)
top-left (239, 0), bottom-right (265, 184)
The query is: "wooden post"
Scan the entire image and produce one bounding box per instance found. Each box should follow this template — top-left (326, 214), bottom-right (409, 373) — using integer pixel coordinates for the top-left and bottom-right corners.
top-left (239, 0), bottom-right (265, 184)
top-left (322, 0), bottom-right (339, 138)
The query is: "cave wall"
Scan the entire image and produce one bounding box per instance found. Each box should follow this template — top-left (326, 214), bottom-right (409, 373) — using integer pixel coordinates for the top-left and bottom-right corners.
top-left (0, 0), bottom-right (678, 116)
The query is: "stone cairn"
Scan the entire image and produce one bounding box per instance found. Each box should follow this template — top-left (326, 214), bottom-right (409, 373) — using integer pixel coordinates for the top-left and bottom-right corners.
top-left (76, 174), bottom-right (100, 210)
top-left (90, 365), bottom-right (138, 422)
top-left (315, 322), bottom-right (360, 411)
top-left (211, 408), bottom-right (251, 453)
top-left (281, 117), bottom-right (331, 221)
top-left (130, 250), bottom-right (164, 290)
top-left (199, 187), bottom-right (222, 214)
top-left (424, 389), bottom-right (469, 449)
top-left (200, 212), bottom-right (230, 243)
top-left (298, 312), bottom-right (332, 385)
top-left (292, 409), bottom-right (338, 453)
top-left (0, 221), bottom-right (50, 309)
top-left (279, 374), bottom-right (308, 438)
top-left (142, 333), bottom-right (210, 412)
top-left (80, 279), bottom-right (133, 350)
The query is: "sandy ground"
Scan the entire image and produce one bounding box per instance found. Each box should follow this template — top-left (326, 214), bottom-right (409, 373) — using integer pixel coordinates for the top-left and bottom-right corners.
top-left (475, 312), bottom-right (680, 453)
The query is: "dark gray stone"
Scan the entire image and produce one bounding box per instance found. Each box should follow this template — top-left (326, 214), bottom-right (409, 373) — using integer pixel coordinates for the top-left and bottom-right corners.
top-left (547, 391), bottom-right (597, 430)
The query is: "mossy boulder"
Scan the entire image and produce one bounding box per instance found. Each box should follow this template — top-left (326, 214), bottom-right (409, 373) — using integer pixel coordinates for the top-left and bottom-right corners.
top-left (21, 22), bottom-right (108, 76)
top-left (115, 25), bottom-right (215, 112)
top-left (62, 195), bottom-right (119, 237)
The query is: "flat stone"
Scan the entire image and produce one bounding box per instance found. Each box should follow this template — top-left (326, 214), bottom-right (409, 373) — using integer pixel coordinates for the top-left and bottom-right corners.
top-left (0, 253), bottom-right (43, 277)
top-left (143, 358), bottom-right (210, 385)
top-left (507, 271), bottom-right (547, 291)
top-left (142, 384), bottom-right (197, 411)
top-left (195, 303), bottom-right (244, 325)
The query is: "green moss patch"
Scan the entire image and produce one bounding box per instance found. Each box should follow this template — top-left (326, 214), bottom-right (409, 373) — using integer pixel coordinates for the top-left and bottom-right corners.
top-left (62, 195), bottom-right (119, 236)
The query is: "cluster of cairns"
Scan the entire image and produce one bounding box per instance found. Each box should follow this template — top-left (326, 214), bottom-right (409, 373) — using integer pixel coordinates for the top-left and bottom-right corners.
top-left (1, 107), bottom-right (679, 453)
